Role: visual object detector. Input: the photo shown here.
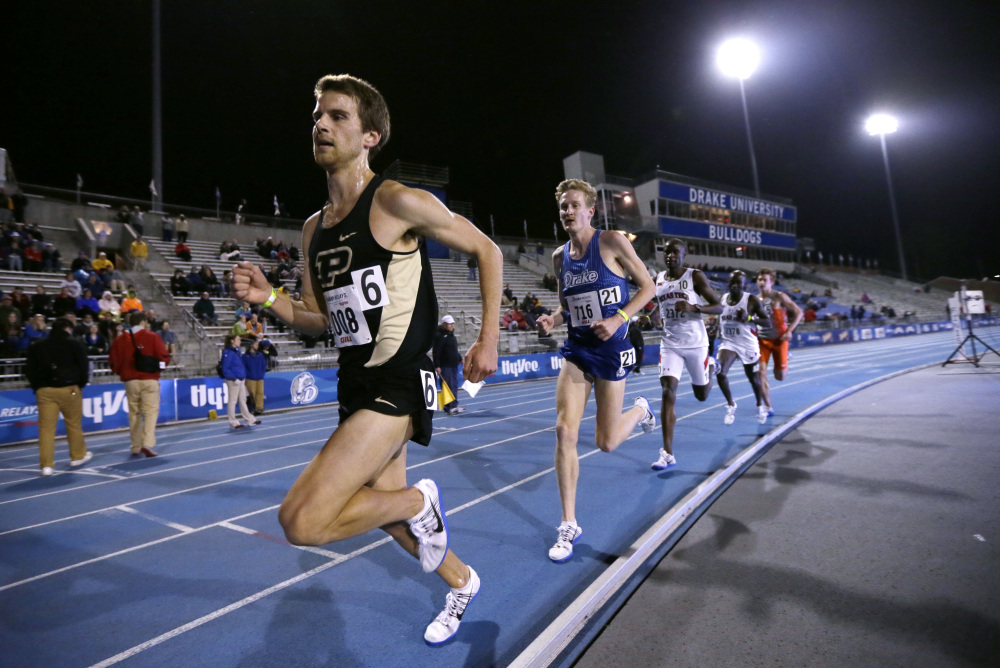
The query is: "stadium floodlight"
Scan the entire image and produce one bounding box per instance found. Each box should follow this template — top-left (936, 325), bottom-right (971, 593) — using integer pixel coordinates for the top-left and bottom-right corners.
top-left (865, 113), bottom-right (898, 136)
top-left (717, 38), bottom-right (761, 197)
top-left (866, 113), bottom-right (906, 280)
top-left (717, 38), bottom-right (760, 80)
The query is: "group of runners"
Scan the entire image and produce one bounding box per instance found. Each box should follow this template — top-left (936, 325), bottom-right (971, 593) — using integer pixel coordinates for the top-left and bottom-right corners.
top-left (230, 73), bottom-right (802, 647)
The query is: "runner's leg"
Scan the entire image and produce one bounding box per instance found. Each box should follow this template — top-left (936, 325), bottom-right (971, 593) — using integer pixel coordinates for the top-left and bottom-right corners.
top-left (554, 362), bottom-right (591, 524)
top-left (592, 377), bottom-right (643, 452)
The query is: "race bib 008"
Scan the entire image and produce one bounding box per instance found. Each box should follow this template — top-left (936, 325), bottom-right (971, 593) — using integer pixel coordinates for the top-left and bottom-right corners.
top-left (324, 265), bottom-right (389, 347)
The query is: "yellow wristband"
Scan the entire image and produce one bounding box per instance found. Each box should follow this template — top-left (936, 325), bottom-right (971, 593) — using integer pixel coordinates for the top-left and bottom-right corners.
top-left (616, 308), bottom-right (629, 322)
top-left (262, 287), bottom-right (277, 309)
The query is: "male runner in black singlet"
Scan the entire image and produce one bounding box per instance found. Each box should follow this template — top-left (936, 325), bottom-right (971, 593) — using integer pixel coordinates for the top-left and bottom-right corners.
top-left (231, 75), bottom-right (501, 645)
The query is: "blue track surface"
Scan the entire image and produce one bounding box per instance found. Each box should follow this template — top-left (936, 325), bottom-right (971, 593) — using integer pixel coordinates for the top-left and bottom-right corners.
top-left (1, 328), bottom-right (998, 667)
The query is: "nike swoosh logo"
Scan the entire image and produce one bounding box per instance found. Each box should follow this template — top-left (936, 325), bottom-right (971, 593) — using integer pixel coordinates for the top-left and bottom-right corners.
top-left (374, 397), bottom-right (397, 408)
top-left (339, 232), bottom-right (357, 241)
top-left (429, 499), bottom-right (444, 533)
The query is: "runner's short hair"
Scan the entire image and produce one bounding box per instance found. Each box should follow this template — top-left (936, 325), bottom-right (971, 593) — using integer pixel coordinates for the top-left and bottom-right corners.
top-left (757, 267), bottom-right (777, 280)
top-left (555, 179), bottom-right (597, 208)
top-left (664, 238), bottom-right (687, 252)
top-left (314, 74), bottom-right (391, 156)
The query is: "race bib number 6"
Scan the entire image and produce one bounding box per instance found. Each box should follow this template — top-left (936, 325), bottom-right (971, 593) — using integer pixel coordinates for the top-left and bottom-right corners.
top-left (324, 265), bottom-right (389, 347)
top-left (420, 369), bottom-right (437, 410)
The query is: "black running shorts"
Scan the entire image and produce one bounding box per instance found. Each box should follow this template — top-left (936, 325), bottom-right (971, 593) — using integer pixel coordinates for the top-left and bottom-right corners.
top-left (336, 357), bottom-right (434, 446)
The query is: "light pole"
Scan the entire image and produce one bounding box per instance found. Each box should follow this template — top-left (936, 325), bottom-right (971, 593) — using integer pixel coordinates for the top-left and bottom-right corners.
top-left (865, 113), bottom-right (907, 281)
top-left (717, 38), bottom-right (761, 197)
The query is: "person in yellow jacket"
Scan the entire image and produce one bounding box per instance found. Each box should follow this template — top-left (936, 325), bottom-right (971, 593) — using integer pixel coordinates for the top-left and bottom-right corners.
top-left (129, 235), bottom-right (149, 270)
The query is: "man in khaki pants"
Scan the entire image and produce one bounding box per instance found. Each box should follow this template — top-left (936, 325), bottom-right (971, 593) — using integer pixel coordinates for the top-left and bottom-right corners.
top-left (25, 317), bottom-right (92, 476)
top-left (109, 311), bottom-right (170, 457)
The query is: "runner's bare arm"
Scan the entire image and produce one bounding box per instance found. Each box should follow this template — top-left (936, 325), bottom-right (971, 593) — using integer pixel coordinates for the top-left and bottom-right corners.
top-left (776, 291), bottom-right (804, 340)
top-left (691, 269), bottom-right (724, 314)
top-left (384, 185), bottom-right (501, 382)
top-left (536, 249), bottom-right (565, 335)
top-left (747, 294), bottom-right (768, 321)
top-left (230, 213), bottom-right (329, 336)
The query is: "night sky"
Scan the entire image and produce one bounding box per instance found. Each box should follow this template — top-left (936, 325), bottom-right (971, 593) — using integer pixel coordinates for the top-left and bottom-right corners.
top-left (5, 1), bottom-right (999, 281)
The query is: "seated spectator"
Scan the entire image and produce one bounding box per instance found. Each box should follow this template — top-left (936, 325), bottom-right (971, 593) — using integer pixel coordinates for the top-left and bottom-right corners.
top-left (187, 266), bottom-right (204, 294)
top-left (146, 307), bottom-right (163, 332)
top-left (219, 240), bottom-right (242, 262)
top-left (170, 269), bottom-right (190, 296)
top-left (503, 306), bottom-right (530, 331)
top-left (804, 307), bottom-right (817, 322)
top-left (5, 238), bottom-right (23, 271)
top-left (221, 270), bottom-right (232, 298)
top-left (58, 272), bottom-right (82, 299)
top-left (24, 241), bottom-right (43, 272)
top-left (246, 313), bottom-right (264, 341)
top-left (31, 286), bottom-right (52, 319)
top-left (70, 251), bottom-right (91, 274)
top-left (75, 288), bottom-right (101, 318)
top-left (74, 313), bottom-right (97, 338)
top-left (158, 320), bottom-right (177, 354)
top-left (83, 323), bottom-right (107, 355)
top-left (502, 283), bottom-right (516, 307)
top-left (84, 271), bottom-right (104, 296)
top-left (92, 251), bottom-right (114, 275)
top-left (121, 290), bottom-right (143, 313)
top-left (41, 243), bottom-right (62, 272)
top-left (10, 287), bottom-right (31, 320)
top-left (98, 291), bottom-right (121, 318)
top-left (861, 292), bottom-right (872, 304)
top-left (0, 295), bottom-right (23, 329)
top-left (259, 338), bottom-right (279, 371)
top-left (235, 301), bottom-right (255, 322)
top-left (193, 292), bottom-right (218, 326)
top-left (52, 289), bottom-right (77, 317)
top-left (288, 244), bottom-right (300, 262)
top-left (0, 322), bottom-right (26, 357)
top-left (25, 314), bottom-right (49, 345)
top-left (200, 265), bottom-right (222, 296)
top-left (230, 314), bottom-right (252, 341)
top-left (175, 241), bottom-right (192, 262)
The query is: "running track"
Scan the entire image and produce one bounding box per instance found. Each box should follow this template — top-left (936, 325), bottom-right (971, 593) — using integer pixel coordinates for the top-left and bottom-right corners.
top-left (1, 328), bottom-right (998, 668)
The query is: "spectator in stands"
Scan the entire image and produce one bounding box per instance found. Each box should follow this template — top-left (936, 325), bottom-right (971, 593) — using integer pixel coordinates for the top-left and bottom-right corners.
top-left (503, 306), bottom-right (530, 331)
top-left (433, 315), bottom-right (464, 415)
top-left (53, 288), bottom-right (77, 317)
top-left (161, 214), bottom-right (174, 242)
top-left (83, 323), bottom-right (107, 355)
top-left (145, 307), bottom-right (163, 332)
top-left (242, 341), bottom-right (267, 416)
top-left (502, 284), bottom-right (515, 307)
top-left (157, 320), bottom-right (177, 355)
top-left (10, 287), bottom-right (31, 320)
top-left (187, 266), bottom-right (204, 295)
top-left (170, 269), bottom-right (189, 296)
top-left (98, 290), bottom-right (121, 318)
top-left (543, 273), bottom-right (558, 292)
top-left (193, 292), bottom-right (217, 326)
top-left (246, 312), bottom-right (264, 341)
top-left (25, 314), bottom-right (49, 344)
top-left (83, 271), bottom-right (106, 297)
top-left (288, 243), bottom-right (300, 262)
top-left (42, 243), bottom-right (62, 272)
top-left (117, 205), bottom-right (131, 225)
top-left (235, 301), bottom-right (254, 322)
top-left (219, 240), bottom-right (242, 261)
top-left (467, 255), bottom-right (477, 281)
top-left (861, 292), bottom-right (871, 304)
top-left (74, 314), bottom-right (96, 338)
top-left (199, 265), bottom-right (222, 296)
top-left (804, 307), bottom-right (817, 323)
top-left (59, 272), bottom-right (82, 298)
top-left (175, 214), bottom-right (189, 243)
top-left (70, 251), bottom-right (91, 275)
top-left (850, 305), bottom-right (859, 324)
top-left (175, 240), bottom-right (192, 262)
top-left (129, 206), bottom-right (145, 236)
top-left (230, 314), bottom-right (252, 341)
top-left (24, 241), bottom-right (43, 272)
top-left (2, 316), bottom-right (28, 356)
top-left (75, 288), bottom-right (100, 319)
top-left (259, 338), bottom-right (278, 371)
top-left (121, 290), bottom-right (143, 314)
top-left (5, 238), bottom-right (23, 270)
top-left (220, 334), bottom-right (259, 430)
top-left (129, 235), bottom-right (149, 270)
top-left (236, 199), bottom-right (247, 226)
top-left (0, 295), bottom-right (22, 329)
top-left (92, 251), bottom-right (114, 275)
top-left (220, 270), bottom-right (232, 297)
top-left (31, 286), bottom-right (52, 319)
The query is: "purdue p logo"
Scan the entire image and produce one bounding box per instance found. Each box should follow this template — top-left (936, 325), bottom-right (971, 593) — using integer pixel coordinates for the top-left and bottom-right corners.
top-left (316, 247), bottom-right (353, 289)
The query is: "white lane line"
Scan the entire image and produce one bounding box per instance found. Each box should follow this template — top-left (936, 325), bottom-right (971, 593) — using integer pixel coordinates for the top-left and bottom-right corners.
top-left (116, 505), bottom-right (194, 533)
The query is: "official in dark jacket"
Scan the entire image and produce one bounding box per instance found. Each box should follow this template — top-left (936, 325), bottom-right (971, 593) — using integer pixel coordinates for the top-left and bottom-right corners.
top-left (432, 315), bottom-right (464, 414)
top-left (24, 317), bottom-right (92, 476)
top-left (241, 341), bottom-right (268, 415)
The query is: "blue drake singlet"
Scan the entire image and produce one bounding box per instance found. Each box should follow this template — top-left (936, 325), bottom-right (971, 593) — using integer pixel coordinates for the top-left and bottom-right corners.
top-left (308, 175), bottom-right (438, 371)
top-left (559, 229), bottom-right (635, 380)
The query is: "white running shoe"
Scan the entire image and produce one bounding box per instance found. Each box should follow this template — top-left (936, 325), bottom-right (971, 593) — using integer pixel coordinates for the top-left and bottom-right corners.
top-left (424, 566), bottom-right (481, 646)
top-left (634, 396), bottom-right (656, 434)
top-left (70, 451), bottom-right (93, 467)
top-left (548, 522), bottom-right (583, 563)
top-left (724, 403), bottom-right (737, 425)
top-left (40, 467), bottom-right (54, 477)
top-left (758, 404), bottom-right (769, 424)
top-left (409, 479), bottom-right (449, 573)
top-left (708, 356), bottom-right (717, 375)
top-left (651, 450), bottom-right (677, 471)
